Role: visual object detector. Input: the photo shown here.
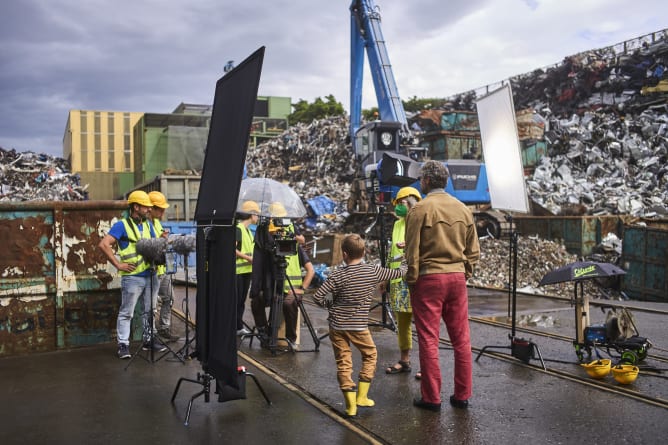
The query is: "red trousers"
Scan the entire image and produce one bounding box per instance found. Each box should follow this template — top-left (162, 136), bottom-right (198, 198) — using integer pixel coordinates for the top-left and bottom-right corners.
top-left (411, 273), bottom-right (472, 404)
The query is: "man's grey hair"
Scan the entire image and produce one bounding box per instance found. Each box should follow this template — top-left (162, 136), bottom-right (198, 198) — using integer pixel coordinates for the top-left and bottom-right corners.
top-left (420, 160), bottom-right (449, 189)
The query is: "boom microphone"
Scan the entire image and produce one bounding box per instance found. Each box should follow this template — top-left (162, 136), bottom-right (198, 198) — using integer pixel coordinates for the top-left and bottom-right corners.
top-left (169, 234), bottom-right (196, 255)
top-left (136, 238), bottom-right (168, 263)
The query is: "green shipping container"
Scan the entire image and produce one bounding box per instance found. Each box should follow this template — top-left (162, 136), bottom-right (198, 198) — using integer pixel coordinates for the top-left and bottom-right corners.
top-left (621, 225), bottom-right (668, 302)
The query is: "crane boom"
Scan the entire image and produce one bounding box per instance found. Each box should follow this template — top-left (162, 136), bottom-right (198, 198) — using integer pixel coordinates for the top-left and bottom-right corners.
top-left (350, 0), bottom-right (407, 141)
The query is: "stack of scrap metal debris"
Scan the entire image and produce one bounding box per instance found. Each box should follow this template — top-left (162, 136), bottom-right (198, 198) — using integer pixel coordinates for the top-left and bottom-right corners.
top-left (0, 147), bottom-right (88, 201)
top-left (448, 31), bottom-right (668, 218)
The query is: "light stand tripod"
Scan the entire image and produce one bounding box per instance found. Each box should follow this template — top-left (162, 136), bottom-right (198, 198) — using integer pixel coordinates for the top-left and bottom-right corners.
top-left (367, 204), bottom-right (397, 332)
top-left (476, 217), bottom-right (545, 369)
top-left (267, 254), bottom-right (321, 354)
top-left (171, 225), bottom-right (271, 426)
top-left (175, 252), bottom-right (196, 360)
top-left (125, 263), bottom-right (184, 370)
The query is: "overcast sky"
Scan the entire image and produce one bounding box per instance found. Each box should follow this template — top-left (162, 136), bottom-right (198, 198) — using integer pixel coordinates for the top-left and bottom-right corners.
top-left (1, 0), bottom-right (666, 158)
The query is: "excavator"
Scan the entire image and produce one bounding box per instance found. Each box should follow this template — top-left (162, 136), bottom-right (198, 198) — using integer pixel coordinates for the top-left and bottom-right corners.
top-left (346, 0), bottom-right (502, 238)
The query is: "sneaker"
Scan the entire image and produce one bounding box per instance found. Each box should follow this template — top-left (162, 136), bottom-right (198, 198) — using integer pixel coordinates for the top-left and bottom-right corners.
top-left (142, 339), bottom-right (168, 352)
top-left (158, 329), bottom-right (180, 343)
top-left (117, 344), bottom-right (131, 359)
top-left (236, 327), bottom-right (251, 336)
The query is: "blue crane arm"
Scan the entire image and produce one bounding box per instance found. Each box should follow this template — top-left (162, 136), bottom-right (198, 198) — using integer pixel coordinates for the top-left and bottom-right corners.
top-left (349, 0), bottom-right (407, 139)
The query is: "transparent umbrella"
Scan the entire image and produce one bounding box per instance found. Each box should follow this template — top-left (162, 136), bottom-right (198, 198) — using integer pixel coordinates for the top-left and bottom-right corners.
top-left (237, 177), bottom-right (307, 218)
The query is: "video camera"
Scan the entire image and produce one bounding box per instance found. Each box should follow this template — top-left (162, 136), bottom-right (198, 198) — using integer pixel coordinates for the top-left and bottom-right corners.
top-left (256, 217), bottom-right (298, 258)
top-left (268, 218), bottom-right (298, 257)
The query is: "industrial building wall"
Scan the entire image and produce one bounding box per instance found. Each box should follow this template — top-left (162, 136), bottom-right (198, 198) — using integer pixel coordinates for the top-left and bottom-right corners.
top-left (64, 110), bottom-right (143, 174)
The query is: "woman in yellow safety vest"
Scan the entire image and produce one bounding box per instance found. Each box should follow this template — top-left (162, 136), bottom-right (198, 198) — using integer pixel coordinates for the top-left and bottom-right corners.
top-left (385, 187), bottom-right (421, 376)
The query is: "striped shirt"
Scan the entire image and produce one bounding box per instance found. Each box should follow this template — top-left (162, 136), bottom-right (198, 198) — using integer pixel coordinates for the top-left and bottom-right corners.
top-left (312, 262), bottom-right (406, 331)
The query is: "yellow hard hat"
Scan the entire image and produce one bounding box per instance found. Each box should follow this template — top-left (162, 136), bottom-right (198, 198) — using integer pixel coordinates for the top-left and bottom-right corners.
top-left (240, 200), bottom-right (260, 215)
top-left (581, 359), bottom-right (611, 379)
top-left (392, 186), bottom-right (422, 205)
top-left (612, 364), bottom-right (639, 384)
top-left (127, 190), bottom-right (153, 207)
top-left (148, 191), bottom-right (170, 209)
top-left (269, 202), bottom-right (287, 217)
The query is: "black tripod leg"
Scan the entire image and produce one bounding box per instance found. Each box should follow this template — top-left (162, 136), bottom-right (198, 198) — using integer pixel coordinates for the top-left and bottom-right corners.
top-left (245, 372), bottom-right (272, 405)
top-left (268, 289), bottom-right (283, 355)
top-left (296, 295), bottom-right (320, 351)
top-left (172, 373), bottom-right (212, 426)
top-left (171, 376), bottom-right (200, 403)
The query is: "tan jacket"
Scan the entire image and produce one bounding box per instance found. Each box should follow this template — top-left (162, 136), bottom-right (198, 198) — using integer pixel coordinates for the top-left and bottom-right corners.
top-left (404, 190), bottom-right (480, 285)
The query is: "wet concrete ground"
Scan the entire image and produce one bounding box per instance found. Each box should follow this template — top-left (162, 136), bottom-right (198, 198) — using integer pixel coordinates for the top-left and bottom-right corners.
top-left (0, 285), bottom-right (666, 444)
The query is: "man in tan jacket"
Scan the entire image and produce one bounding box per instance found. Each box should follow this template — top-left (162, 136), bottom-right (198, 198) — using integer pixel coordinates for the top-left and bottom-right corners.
top-left (405, 160), bottom-right (480, 411)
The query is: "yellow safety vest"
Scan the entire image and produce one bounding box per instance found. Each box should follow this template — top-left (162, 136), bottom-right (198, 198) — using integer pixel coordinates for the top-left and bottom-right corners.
top-left (388, 218), bottom-right (405, 286)
top-left (153, 218), bottom-right (166, 276)
top-left (119, 218), bottom-right (155, 276)
top-left (284, 252), bottom-right (303, 293)
top-left (236, 222), bottom-right (254, 275)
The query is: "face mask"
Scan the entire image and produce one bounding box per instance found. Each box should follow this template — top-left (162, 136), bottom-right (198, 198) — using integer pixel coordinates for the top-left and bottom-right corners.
top-left (395, 204), bottom-right (408, 217)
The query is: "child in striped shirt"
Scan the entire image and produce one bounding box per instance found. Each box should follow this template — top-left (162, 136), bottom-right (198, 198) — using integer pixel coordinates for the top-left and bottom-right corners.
top-left (312, 233), bottom-right (406, 417)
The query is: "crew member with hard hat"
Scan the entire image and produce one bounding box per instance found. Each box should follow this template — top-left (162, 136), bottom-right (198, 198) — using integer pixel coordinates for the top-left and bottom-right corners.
top-left (98, 190), bottom-right (167, 359)
top-left (249, 201), bottom-right (314, 349)
top-left (235, 200), bottom-right (260, 336)
top-left (148, 191), bottom-right (179, 343)
top-left (385, 187), bottom-right (422, 377)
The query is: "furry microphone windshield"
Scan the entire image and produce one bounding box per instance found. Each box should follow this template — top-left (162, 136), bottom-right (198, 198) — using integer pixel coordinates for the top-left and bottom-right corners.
top-left (169, 234), bottom-right (197, 255)
top-left (136, 238), bottom-right (168, 263)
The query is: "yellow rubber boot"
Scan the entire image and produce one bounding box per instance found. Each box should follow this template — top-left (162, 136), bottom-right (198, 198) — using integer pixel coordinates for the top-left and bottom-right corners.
top-left (356, 381), bottom-right (375, 407)
top-left (343, 390), bottom-right (357, 417)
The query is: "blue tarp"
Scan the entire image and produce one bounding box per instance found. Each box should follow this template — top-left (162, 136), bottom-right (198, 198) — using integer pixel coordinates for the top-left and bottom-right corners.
top-left (305, 195), bottom-right (337, 229)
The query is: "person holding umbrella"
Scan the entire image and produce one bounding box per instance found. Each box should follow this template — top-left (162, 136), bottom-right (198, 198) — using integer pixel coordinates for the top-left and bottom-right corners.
top-left (249, 201), bottom-right (314, 348)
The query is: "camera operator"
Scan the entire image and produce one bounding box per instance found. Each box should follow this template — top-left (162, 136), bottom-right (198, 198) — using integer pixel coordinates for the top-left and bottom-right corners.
top-left (249, 202), bottom-right (314, 349)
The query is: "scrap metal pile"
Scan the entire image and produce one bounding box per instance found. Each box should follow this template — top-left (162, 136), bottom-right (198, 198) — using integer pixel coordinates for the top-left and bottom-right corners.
top-left (245, 116), bottom-right (355, 203)
top-left (450, 32), bottom-right (668, 217)
top-left (468, 235), bottom-right (623, 299)
top-left (0, 147), bottom-right (88, 201)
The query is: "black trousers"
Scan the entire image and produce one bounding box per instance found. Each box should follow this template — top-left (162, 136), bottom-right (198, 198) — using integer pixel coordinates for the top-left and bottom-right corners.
top-left (235, 272), bottom-right (252, 330)
top-left (250, 290), bottom-right (299, 343)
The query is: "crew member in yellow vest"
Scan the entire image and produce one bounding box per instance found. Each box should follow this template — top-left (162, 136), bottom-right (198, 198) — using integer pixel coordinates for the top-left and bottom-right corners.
top-left (235, 200), bottom-right (260, 336)
top-left (148, 191), bottom-right (179, 343)
top-left (98, 190), bottom-right (167, 359)
top-left (249, 201), bottom-right (314, 348)
top-left (384, 187), bottom-right (421, 376)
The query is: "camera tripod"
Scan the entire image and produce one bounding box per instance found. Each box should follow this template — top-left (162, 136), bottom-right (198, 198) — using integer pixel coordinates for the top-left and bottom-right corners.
top-left (125, 264), bottom-right (184, 370)
top-left (367, 205), bottom-right (397, 332)
top-left (175, 253), bottom-right (196, 360)
top-left (265, 255), bottom-right (321, 354)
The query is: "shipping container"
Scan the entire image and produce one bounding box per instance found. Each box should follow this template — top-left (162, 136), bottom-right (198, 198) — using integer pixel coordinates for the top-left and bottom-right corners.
top-left (0, 201), bottom-right (130, 356)
top-left (513, 215), bottom-right (624, 256)
top-left (132, 174), bottom-right (201, 221)
top-left (621, 225), bottom-right (668, 302)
